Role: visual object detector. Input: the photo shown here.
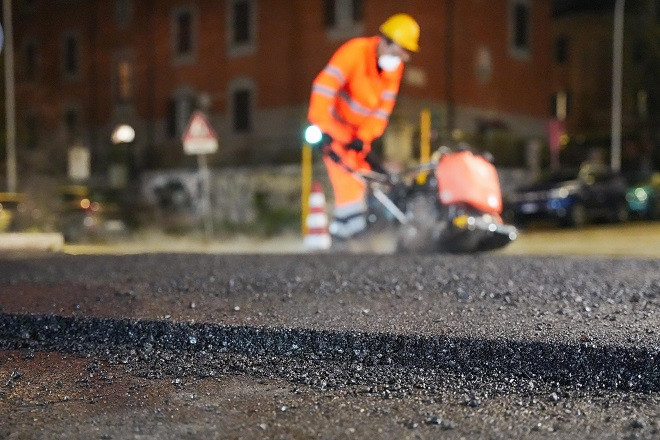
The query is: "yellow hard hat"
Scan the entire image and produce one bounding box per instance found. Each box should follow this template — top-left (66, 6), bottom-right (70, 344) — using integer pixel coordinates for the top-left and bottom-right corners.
top-left (379, 13), bottom-right (420, 53)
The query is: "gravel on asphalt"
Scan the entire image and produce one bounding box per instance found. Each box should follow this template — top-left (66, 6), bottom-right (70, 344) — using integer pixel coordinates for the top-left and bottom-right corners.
top-left (1, 253), bottom-right (659, 439)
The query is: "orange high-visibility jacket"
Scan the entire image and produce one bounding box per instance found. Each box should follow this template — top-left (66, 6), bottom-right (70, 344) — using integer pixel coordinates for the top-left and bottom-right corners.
top-left (308, 36), bottom-right (403, 147)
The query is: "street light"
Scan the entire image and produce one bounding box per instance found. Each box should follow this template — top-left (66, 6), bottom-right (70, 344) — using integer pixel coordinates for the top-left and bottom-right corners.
top-left (111, 124), bottom-right (136, 144)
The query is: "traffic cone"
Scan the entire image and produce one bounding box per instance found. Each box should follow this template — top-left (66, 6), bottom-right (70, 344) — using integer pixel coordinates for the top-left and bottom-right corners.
top-left (304, 182), bottom-right (331, 250)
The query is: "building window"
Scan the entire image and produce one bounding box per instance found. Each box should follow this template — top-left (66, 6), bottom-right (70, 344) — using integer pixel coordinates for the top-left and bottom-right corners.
top-left (115, 0), bottom-right (134, 27)
top-left (555, 36), bottom-right (568, 64)
top-left (176, 12), bottom-right (193, 54)
top-left (551, 91), bottom-right (569, 120)
top-left (227, 0), bottom-right (256, 56)
top-left (632, 40), bottom-right (647, 65)
top-left (22, 40), bottom-right (38, 82)
top-left (61, 33), bottom-right (80, 79)
top-left (637, 90), bottom-right (648, 118)
top-left (24, 113), bottom-right (39, 150)
top-left (475, 46), bottom-right (492, 85)
top-left (166, 91), bottom-right (196, 138)
top-left (20, 0), bottom-right (36, 14)
top-left (229, 78), bottom-right (255, 133)
top-left (172, 7), bottom-right (197, 63)
top-left (323, 0), bottom-right (336, 27)
top-left (509, 0), bottom-right (531, 59)
top-left (324, 0), bottom-right (363, 27)
top-left (63, 106), bottom-right (81, 142)
top-left (352, 0), bottom-right (364, 22)
top-left (324, 0), bottom-right (364, 41)
top-left (233, 89), bottom-right (252, 132)
top-left (233, 1), bottom-right (250, 44)
top-left (114, 56), bottom-right (134, 104)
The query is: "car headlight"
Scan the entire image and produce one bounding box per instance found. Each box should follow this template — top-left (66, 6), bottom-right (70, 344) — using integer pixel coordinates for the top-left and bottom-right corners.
top-left (549, 185), bottom-right (576, 199)
top-left (627, 187), bottom-right (648, 202)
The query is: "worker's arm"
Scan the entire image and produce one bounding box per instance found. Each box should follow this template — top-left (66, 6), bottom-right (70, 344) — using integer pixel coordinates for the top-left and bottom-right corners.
top-left (307, 43), bottom-right (358, 145)
top-left (356, 86), bottom-right (400, 142)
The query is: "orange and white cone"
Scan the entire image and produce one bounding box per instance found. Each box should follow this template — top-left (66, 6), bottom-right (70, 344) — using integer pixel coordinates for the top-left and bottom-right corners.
top-left (304, 182), bottom-right (331, 250)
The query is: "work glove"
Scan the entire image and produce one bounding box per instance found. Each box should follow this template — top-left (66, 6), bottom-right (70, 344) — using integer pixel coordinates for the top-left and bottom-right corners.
top-left (319, 133), bottom-right (333, 149)
top-left (346, 138), bottom-right (364, 152)
top-left (312, 132), bottom-right (342, 164)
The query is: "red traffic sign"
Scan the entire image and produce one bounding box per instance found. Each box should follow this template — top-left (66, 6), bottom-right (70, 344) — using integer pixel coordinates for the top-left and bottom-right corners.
top-left (182, 111), bottom-right (218, 155)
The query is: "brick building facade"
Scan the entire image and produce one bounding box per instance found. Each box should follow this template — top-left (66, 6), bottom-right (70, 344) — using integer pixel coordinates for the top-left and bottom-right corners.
top-left (12, 0), bottom-right (553, 179)
top-left (550, 0), bottom-right (659, 170)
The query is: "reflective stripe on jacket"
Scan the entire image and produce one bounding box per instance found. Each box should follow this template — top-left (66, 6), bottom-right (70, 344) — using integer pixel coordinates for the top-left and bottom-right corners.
top-left (308, 36), bottom-right (402, 146)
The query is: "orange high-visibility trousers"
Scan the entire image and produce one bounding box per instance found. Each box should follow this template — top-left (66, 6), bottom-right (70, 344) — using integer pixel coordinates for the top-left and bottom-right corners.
top-left (324, 143), bottom-right (369, 206)
top-left (324, 141), bottom-right (372, 239)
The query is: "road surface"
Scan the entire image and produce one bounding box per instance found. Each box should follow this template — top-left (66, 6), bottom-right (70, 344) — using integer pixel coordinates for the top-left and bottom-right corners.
top-left (55, 221), bottom-right (660, 257)
top-left (1, 250), bottom-right (659, 439)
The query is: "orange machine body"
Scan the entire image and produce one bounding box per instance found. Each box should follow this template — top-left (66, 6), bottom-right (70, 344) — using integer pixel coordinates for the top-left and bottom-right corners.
top-left (436, 151), bottom-right (503, 214)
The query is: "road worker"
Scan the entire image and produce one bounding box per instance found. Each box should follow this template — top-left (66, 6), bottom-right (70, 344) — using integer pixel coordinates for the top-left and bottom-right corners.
top-left (307, 13), bottom-right (420, 241)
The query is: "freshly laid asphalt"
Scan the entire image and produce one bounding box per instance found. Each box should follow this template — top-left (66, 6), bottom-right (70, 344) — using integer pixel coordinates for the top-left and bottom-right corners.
top-left (1, 249), bottom-right (659, 438)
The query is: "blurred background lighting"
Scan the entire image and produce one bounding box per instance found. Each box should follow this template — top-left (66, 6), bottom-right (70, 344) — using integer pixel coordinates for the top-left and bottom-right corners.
top-left (111, 124), bottom-right (136, 144)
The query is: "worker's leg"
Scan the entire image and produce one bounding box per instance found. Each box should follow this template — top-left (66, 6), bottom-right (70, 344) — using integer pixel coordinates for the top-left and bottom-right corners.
top-left (323, 151), bottom-right (368, 240)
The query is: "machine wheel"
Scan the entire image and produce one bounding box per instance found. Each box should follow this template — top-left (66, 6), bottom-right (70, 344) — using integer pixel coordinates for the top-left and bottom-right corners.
top-left (395, 194), bottom-right (443, 253)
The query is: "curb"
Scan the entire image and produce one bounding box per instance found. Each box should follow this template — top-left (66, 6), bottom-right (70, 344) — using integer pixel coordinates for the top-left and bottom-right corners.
top-left (0, 233), bottom-right (64, 252)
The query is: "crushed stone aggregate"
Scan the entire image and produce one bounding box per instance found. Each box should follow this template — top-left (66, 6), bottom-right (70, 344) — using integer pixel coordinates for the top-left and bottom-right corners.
top-left (1, 253), bottom-right (659, 438)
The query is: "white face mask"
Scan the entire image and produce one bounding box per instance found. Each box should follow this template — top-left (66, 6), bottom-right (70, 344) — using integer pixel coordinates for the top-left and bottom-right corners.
top-left (378, 54), bottom-right (402, 72)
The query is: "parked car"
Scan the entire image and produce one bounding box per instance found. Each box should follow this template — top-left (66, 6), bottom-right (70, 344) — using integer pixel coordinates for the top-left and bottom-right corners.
top-left (508, 164), bottom-right (629, 227)
top-left (625, 171), bottom-right (660, 219)
top-left (58, 185), bottom-right (127, 242)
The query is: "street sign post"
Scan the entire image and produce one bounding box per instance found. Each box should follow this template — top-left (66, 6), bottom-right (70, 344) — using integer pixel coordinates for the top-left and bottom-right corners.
top-left (182, 111), bottom-right (218, 240)
top-left (3, 0), bottom-right (17, 194)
